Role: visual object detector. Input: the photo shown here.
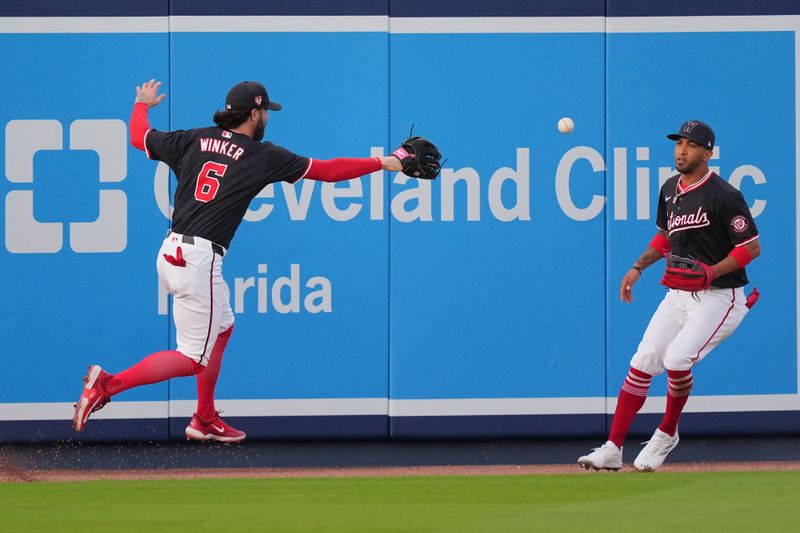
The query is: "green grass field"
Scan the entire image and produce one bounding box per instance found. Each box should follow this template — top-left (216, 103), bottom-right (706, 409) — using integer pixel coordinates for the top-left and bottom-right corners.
top-left (1, 472), bottom-right (798, 532)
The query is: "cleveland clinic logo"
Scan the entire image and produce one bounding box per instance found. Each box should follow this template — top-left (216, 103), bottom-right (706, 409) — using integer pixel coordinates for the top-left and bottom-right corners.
top-left (5, 119), bottom-right (127, 253)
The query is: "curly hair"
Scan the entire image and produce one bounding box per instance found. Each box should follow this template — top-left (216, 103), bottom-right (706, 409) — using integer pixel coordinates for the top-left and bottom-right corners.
top-left (212, 109), bottom-right (250, 130)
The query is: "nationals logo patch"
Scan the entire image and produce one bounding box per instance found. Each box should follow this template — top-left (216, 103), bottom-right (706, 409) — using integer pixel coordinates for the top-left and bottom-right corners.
top-left (731, 215), bottom-right (749, 233)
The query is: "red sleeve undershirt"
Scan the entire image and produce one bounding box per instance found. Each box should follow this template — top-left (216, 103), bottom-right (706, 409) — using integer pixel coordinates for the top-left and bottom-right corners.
top-left (302, 157), bottom-right (383, 182)
top-left (129, 102), bottom-right (150, 152)
top-left (649, 231), bottom-right (671, 256)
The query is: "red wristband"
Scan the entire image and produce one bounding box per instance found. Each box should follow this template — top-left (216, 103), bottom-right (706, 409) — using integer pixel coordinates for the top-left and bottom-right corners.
top-left (649, 232), bottom-right (670, 256)
top-left (728, 246), bottom-right (753, 269)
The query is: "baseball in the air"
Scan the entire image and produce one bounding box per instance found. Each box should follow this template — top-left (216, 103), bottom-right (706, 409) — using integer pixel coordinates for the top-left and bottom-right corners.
top-left (558, 117), bottom-right (574, 134)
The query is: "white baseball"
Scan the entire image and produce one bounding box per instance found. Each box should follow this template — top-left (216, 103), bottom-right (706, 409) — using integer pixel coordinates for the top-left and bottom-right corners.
top-left (558, 117), bottom-right (574, 134)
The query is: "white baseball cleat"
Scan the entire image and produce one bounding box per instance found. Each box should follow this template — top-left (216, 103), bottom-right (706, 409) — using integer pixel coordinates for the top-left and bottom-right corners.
top-left (634, 428), bottom-right (679, 472)
top-left (577, 441), bottom-right (623, 471)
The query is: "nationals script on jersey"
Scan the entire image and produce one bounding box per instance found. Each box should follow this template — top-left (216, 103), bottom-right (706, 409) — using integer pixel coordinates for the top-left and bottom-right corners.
top-left (144, 127), bottom-right (310, 249)
top-left (656, 171), bottom-right (758, 288)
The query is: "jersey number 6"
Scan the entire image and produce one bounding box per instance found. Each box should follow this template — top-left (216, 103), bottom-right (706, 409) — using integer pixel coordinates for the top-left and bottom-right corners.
top-left (194, 161), bottom-right (227, 203)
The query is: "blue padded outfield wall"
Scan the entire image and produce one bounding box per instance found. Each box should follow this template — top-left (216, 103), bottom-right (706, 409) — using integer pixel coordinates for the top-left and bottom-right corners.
top-left (1, 1), bottom-right (799, 443)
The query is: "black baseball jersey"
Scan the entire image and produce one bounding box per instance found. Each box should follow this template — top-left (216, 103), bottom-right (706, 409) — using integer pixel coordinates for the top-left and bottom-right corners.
top-left (145, 127), bottom-right (310, 249)
top-left (656, 171), bottom-right (758, 288)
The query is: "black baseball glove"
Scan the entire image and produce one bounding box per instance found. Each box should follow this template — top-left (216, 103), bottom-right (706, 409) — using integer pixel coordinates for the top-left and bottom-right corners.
top-left (391, 136), bottom-right (442, 180)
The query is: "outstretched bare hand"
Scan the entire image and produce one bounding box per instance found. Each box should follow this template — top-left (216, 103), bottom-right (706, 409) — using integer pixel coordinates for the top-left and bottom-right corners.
top-left (135, 79), bottom-right (166, 108)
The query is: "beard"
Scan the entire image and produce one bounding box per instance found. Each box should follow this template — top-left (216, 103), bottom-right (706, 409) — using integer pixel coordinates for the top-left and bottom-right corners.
top-left (253, 119), bottom-right (266, 141)
top-left (676, 158), bottom-right (702, 174)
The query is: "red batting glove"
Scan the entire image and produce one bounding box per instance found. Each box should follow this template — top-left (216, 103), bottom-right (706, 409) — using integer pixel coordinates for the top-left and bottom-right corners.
top-left (745, 287), bottom-right (760, 309)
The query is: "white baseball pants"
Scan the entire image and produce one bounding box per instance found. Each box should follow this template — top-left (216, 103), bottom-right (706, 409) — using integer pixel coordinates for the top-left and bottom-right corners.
top-left (631, 287), bottom-right (749, 375)
top-left (156, 232), bottom-right (234, 365)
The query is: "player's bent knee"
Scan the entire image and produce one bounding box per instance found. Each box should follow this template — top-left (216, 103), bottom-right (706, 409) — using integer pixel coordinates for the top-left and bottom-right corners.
top-left (176, 349), bottom-right (207, 371)
top-left (630, 359), bottom-right (664, 377)
top-left (629, 360), bottom-right (659, 375)
top-left (630, 346), bottom-right (666, 376)
top-left (663, 354), bottom-right (694, 372)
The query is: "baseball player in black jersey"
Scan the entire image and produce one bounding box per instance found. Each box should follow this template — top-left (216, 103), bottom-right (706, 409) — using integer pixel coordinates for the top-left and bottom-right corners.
top-left (579, 120), bottom-right (761, 471)
top-left (72, 79), bottom-right (414, 441)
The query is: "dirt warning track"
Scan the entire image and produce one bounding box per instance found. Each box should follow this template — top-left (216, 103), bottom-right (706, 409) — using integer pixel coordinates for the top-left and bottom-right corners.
top-left (4, 461), bottom-right (800, 483)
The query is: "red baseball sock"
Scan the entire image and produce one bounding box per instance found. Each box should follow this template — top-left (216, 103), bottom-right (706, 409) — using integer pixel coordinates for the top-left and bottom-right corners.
top-left (658, 369), bottom-right (693, 436)
top-left (105, 350), bottom-right (202, 396)
top-left (195, 325), bottom-right (233, 422)
top-left (608, 367), bottom-right (653, 448)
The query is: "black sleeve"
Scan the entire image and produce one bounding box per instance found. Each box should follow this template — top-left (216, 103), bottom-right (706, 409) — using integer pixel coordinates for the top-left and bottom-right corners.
top-left (144, 129), bottom-right (192, 170)
top-left (721, 190), bottom-right (759, 246)
top-left (262, 143), bottom-right (311, 184)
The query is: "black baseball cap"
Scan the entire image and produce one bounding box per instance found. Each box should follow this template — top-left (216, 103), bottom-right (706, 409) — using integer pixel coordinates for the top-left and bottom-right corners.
top-left (667, 120), bottom-right (715, 150)
top-left (225, 81), bottom-right (281, 112)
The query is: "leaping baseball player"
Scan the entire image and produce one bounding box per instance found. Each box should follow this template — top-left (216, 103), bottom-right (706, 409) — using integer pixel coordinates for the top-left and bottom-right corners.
top-left (72, 79), bottom-right (441, 441)
top-left (578, 120), bottom-right (761, 471)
